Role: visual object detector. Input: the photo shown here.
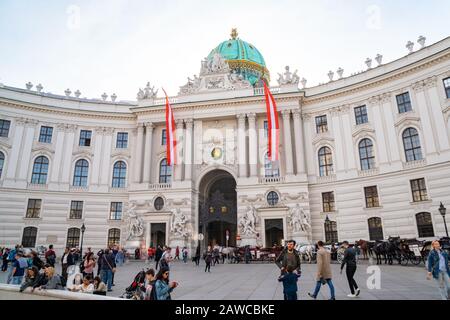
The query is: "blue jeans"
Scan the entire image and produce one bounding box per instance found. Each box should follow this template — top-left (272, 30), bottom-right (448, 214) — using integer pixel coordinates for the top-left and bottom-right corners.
top-left (101, 269), bottom-right (113, 291)
top-left (10, 275), bottom-right (23, 285)
top-left (284, 292), bottom-right (297, 300)
top-left (312, 279), bottom-right (335, 299)
top-left (434, 271), bottom-right (450, 300)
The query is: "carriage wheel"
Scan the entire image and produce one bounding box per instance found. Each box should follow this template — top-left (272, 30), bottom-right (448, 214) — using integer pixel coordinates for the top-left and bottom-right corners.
top-left (400, 255), bottom-right (408, 266)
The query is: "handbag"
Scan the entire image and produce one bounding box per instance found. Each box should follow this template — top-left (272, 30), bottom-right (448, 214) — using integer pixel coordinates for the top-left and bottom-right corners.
top-left (103, 255), bottom-right (116, 273)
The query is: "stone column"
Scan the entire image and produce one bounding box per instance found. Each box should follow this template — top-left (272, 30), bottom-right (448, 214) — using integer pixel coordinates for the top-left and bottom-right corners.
top-left (174, 120), bottom-right (184, 181)
top-left (282, 110), bottom-right (294, 175)
top-left (292, 109), bottom-right (306, 174)
top-left (142, 122), bottom-right (154, 184)
top-left (6, 119), bottom-right (26, 180)
top-left (237, 114), bottom-right (247, 177)
top-left (247, 113), bottom-right (258, 177)
top-left (184, 119), bottom-right (193, 181)
top-left (133, 123), bottom-right (145, 183)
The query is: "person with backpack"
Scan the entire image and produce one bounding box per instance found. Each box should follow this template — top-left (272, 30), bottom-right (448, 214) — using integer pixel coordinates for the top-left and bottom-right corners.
top-left (44, 245), bottom-right (56, 267)
top-left (154, 267), bottom-right (178, 300)
top-left (9, 251), bottom-right (28, 285)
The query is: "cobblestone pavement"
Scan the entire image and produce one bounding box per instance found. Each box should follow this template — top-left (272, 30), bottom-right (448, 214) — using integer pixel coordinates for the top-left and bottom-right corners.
top-left (0, 259), bottom-right (442, 300)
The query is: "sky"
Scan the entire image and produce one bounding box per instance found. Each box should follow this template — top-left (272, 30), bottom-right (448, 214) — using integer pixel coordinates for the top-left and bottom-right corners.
top-left (0, 0), bottom-right (449, 102)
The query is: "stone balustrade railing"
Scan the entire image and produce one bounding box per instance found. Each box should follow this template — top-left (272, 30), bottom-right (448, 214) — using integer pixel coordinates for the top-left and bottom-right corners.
top-left (258, 176), bottom-right (285, 184)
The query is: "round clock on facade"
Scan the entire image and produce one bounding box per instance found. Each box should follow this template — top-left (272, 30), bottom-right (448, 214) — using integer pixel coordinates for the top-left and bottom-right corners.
top-left (211, 147), bottom-right (223, 160)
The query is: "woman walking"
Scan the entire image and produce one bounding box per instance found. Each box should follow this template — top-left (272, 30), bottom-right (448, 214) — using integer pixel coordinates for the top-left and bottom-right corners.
top-left (154, 267), bottom-right (178, 300)
top-left (203, 246), bottom-right (213, 273)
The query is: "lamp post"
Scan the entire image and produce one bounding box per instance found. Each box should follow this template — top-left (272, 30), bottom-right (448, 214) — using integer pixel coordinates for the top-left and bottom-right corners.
top-left (80, 223), bottom-right (86, 263)
top-left (439, 202), bottom-right (449, 238)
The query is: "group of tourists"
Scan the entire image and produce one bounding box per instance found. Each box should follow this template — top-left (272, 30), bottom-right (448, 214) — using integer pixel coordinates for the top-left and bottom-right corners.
top-left (275, 239), bottom-right (450, 300)
top-left (275, 239), bottom-right (361, 300)
top-left (0, 243), bottom-right (129, 296)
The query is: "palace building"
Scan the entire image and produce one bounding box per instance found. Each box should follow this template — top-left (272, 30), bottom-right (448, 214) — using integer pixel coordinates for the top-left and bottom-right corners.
top-left (1, 30), bottom-right (450, 254)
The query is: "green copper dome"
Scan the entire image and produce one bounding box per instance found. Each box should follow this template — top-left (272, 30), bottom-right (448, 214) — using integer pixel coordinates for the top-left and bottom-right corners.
top-left (206, 29), bottom-right (270, 86)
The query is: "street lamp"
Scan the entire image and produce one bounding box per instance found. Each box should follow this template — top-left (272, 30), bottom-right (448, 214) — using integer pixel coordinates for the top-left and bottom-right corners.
top-left (80, 223), bottom-right (86, 263)
top-left (325, 214), bottom-right (330, 223)
top-left (438, 202), bottom-right (449, 238)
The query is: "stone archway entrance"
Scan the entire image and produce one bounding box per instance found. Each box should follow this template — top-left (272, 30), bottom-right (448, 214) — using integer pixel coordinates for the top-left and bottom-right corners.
top-left (198, 169), bottom-right (237, 248)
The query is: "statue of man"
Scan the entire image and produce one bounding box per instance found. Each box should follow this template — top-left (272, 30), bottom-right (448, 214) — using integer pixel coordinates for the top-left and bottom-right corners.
top-left (283, 66), bottom-right (292, 83)
top-left (301, 208), bottom-right (311, 231)
top-left (290, 204), bottom-right (303, 233)
top-left (240, 206), bottom-right (257, 236)
top-left (126, 203), bottom-right (144, 240)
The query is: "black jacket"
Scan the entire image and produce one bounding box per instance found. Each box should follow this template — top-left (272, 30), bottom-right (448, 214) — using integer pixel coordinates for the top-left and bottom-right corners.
top-left (100, 253), bottom-right (116, 271)
top-left (341, 247), bottom-right (357, 270)
top-left (61, 252), bottom-right (74, 265)
top-left (275, 249), bottom-right (301, 273)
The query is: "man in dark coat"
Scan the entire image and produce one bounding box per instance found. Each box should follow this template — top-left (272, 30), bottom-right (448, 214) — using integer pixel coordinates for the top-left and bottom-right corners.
top-left (155, 246), bottom-right (163, 270)
top-left (61, 247), bottom-right (74, 281)
top-left (275, 240), bottom-right (301, 274)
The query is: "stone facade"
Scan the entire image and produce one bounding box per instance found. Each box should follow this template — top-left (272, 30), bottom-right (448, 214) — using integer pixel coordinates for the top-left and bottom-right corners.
top-left (0, 36), bottom-right (450, 255)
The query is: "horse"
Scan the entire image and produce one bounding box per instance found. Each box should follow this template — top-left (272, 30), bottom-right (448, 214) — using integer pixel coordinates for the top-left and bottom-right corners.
top-left (295, 244), bottom-right (316, 263)
top-left (355, 239), bottom-right (370, 260)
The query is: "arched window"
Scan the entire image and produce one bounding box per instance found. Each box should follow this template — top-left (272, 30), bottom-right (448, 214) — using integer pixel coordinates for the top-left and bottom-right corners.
top-left (368, 217), bottom-right (383, 241)
top-left (107, 228), bottom-right (121, 247)
top-left (0, 151), bottom-right (4, 178)
top-left (31, 156), bottom-right (49, 184)
top-left (403, 128), bottom-right (423, 162)
top-left (22, 227), bottom-right (38, 248)
top-left (359, 139), bottom-right (375, 170)
top-left (66, 227), bottom-right (80, 248)
top-left (112, 161), bottom-right (127, 188)
top-left (73, 159), bottom-right (89, 187)
top-left (159, 158), bottom-right (172, 184)
top-left (416, 212), bottom-right (434, 238)
top-left (264, 152), bottom-right (280, 177)
top-left (318, 146), bottom-right (333, 176)
top-left (324, 220), bottom-right (338, 243)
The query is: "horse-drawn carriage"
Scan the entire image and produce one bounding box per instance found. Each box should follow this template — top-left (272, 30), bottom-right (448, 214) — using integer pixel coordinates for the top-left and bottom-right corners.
top-left (235, 245), bottom-right (283, 263)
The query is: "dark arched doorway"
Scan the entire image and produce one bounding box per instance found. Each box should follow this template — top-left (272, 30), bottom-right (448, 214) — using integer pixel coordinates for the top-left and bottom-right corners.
top-left (198, 170), bottom-right (237, 248)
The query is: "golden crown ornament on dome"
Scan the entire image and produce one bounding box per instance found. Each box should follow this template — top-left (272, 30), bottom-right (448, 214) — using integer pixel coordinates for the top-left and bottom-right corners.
top-left (230, 28), bottom-right (238, 40)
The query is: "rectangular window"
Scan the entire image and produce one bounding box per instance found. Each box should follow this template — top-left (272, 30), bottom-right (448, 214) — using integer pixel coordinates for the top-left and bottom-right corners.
top-left (79, 130), bottom-right (92, 147)
top-left (161, 129), bottom-right (167, 145)
top-left (443, 77), bottom-right (450, 99)
top-left (354, 105), bottom-right (368, 125)
top-left (315, 115), bottom-right (328, 133)
top-left (322, 192), bottom-right (335, 212)
top-left (26, 199), bottom-right (42, 218)
top-left (0, 120), bottom-right (11, 137)
top-left (38, 126), bottom-right (53, 143)
top-left (396, 92), bottom-right (412, 113)
top-left (263, 120), bottom-right (268, 138)
top-left (364, 186), bottom-right (380, 208)
top-left (110, 202), bottom-right (123, 220)
top-left (116, 132), bottom-right (128, 148)
top-left (69, 201), bottom-right (83, 219)
top-left (410, 178), bottom-right (428, 202)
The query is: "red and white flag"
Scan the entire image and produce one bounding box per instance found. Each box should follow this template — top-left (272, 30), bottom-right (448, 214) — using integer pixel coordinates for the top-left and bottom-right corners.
top-left (263, 81), bottom-right (279, 161)
top-left (162, 88), bottom-right (177, 166)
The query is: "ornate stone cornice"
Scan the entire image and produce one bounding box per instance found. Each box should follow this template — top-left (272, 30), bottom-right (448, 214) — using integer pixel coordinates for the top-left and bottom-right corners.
top-left (56, 123), bottom-right (78, 133)
top-left (412, 76), bottom-right (438, 92)
top-left (330, 104), bottom-right (350, 116)
top-left (368, 92), bottom-right (391, 106)
top-left (95, 127), bottom-right (115, 136)
top-left (0, 98), bottom-right (136, 121)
